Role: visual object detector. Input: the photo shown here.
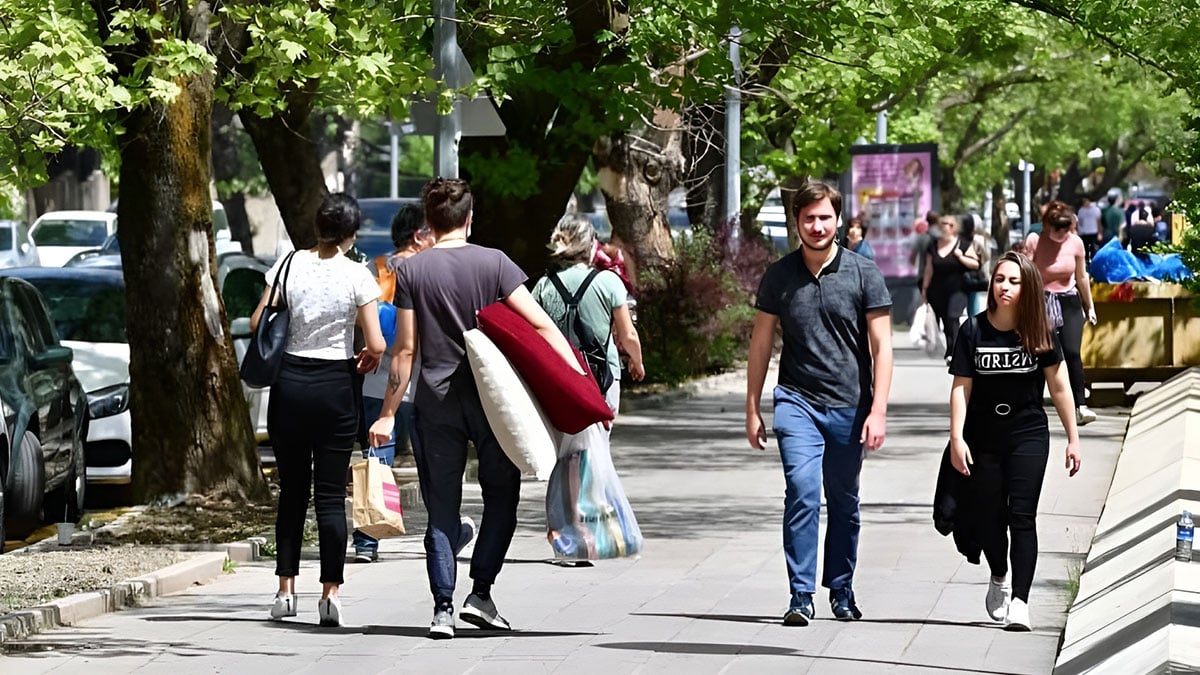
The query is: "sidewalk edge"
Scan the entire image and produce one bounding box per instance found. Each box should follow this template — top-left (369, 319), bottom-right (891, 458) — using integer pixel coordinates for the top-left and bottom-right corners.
top-left (0, 539), bottom-right (260, 645)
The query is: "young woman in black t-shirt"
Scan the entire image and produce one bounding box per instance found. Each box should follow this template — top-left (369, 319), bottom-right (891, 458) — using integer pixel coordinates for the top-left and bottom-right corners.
top-left (947, 251), bottom-right (1082, 632)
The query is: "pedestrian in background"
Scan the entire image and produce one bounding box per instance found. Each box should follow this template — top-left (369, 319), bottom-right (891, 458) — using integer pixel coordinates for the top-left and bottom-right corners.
top-left (1100, 197), bottom-right (1124, 245)
top-left (909, 210), bottom-right (938, 279)
top-left (368, 178), bottom-right (580, 640)
top-left (533, 213), bottom-right (645, 416)
top-left (253, 193), bottom-right (387, 627)
top-left (746, 180), bottom-right (893, 626)
top-left (944, 251), bottom-right (1082, 631)
top-left (845, 216), bottom-right (875, 260)
top-left (353, 203), bottom-right (432, 563)
top-left (1075, 198), bottom-right (1102, 265)
top-left (922, 215), bottom-right (980, 364)
top-left (1025, 201), bottom-right (1097, 426)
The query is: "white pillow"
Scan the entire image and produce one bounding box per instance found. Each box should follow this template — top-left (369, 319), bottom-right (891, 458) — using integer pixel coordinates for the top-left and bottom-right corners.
top-left (464, 329), bottom-right (557, 480)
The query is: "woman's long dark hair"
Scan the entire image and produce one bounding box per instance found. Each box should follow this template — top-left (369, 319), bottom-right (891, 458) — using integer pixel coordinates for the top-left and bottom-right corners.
top-left (987, 251), bottom-right (1054, 354)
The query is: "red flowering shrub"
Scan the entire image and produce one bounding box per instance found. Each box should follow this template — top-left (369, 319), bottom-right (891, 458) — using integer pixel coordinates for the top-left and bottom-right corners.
top-left (634, 222), bottom-right (777, 385)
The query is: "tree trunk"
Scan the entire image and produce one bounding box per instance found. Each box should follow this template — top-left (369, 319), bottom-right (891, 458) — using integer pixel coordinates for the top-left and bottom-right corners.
top-left (683, 103), bottom-right (726, 233)
top-left (116, 23), bottom-right (264, 502)
top-left (594, 119), bottom-right (682, 271)
top-left (940, 165), bottom-right (963, 215)
top-left (241, 96), bottom-right (325, 250)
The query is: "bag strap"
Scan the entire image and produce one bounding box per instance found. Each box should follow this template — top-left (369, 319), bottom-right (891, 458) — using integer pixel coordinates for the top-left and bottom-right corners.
top-left (269, 251), bottom-right (297, 309)
top-left (547, 268), bottom-right (612, 344)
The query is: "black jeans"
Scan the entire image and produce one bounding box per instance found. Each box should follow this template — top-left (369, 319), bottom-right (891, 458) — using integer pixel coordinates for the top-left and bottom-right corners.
top-left (269, 355), bottom-right (358, 584)
top-left (929, 289), bottom-right (969, 358)
top-left (967, 409), bottom-right (1049, 602)
top-left (1055, 292), bottom-right (1086, 407)
top-left (413, 379), bottom-right (521, 607)
top-left (1080, 234), bottom-right (1099, 266)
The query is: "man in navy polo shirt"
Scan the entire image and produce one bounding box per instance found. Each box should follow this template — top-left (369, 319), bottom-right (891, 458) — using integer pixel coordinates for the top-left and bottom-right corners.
top-left (746, 180), bottom-right (894, 626)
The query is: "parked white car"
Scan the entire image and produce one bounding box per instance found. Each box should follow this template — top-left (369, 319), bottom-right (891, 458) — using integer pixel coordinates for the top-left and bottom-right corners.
top-left (0, 220), bottom-right (40, 269)
top-left (29, 211), bottom-right (118, 267)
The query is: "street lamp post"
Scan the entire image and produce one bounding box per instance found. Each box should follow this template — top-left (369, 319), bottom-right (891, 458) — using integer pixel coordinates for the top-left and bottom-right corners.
top-left (1019, 159), bottom-right (1034, 232)
top-left (433, 0), bottom-right (462, 179)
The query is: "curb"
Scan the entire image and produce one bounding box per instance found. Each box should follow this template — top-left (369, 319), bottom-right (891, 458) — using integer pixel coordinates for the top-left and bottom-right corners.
top-left (0, 539), bottom-right (261, 645)
top-left (620, 367), bottom-right (746, 413)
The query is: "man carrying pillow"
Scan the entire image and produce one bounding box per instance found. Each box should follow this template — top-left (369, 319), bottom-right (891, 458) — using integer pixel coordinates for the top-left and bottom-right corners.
top-left (369, 178), bottom-right (580, 639)
top-left (745, 180), bottom-right (894, 626)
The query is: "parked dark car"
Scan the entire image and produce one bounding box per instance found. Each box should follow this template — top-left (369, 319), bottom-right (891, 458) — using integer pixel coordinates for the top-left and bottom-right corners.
top-left (0, 276), bottom-right (88, 545)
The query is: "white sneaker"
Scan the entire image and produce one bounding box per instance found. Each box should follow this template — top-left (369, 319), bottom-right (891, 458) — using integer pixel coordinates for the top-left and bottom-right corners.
top-left (985, 577), bottom-right (1011, 622)
top-left (1004, 598), bottom-right (1031, 631)
top-left (318, 596), bottom-right (344, 627)
top-left (269, 592), bottom-right (297, 621)
top-left (1076, 406), bottom-right (1097, 426)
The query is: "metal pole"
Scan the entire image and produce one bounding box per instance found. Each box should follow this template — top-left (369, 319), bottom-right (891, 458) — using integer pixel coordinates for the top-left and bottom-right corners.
top-left (388, 122), bottom-right (399, 198)
top-left (875, 111), bottom-right (888, 144)
top-left (433, 0), bottom-right (461, 179)
top-left (724, 25), bottom-right (742, 228)
top-left (1020, 160), bottom-right (1033, 232)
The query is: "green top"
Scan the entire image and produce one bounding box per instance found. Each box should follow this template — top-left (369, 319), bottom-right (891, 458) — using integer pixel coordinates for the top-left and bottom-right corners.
top-left (532, 263), bottom-right (628, 383)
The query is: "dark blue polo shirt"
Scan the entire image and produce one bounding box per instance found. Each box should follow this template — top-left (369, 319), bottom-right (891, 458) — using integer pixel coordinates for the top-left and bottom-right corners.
top-left (755, 246), bottom-right (892, 409)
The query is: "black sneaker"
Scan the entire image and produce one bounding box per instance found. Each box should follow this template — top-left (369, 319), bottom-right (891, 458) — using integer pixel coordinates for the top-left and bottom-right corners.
top-left (830, 587), bottom-right (863, 621)
top-left (782, 593), bottom-right (815, 626)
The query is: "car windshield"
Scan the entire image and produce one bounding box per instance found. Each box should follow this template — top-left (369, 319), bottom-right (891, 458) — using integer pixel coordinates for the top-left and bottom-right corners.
top-left (0, 224), bottom-right (12, 251)
top-left (33, 219), bottom-right (109, 247)
top-left (25, 278), bottom-right (127, 343)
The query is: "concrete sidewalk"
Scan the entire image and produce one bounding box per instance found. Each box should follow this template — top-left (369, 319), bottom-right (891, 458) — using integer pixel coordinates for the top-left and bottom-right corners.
top-left (0, 346), bottom-right (1126, 674)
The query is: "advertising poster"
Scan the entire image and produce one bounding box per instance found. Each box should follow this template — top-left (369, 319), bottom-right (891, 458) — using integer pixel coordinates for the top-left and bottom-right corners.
top-left (847, 144), bottom-right (939, 278)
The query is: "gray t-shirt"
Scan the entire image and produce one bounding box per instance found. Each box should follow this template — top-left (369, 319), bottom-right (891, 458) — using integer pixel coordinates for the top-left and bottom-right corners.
top-left (755, 246), bottom-right (892, 409)
top-left (532, 264), bottom-right (627, 384)
top-left (393, 244), bottom-right (527, 406)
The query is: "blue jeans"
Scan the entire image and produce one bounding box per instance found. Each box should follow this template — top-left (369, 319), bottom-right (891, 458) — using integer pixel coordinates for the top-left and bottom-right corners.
top-left (352, 397), bottom-right (414, 554)
top-left (773, 386), bottom-right (866, 605)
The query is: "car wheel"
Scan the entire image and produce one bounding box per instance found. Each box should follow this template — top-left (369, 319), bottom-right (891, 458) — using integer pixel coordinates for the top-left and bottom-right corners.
top-left (6, 431), bottom-right (45, 536)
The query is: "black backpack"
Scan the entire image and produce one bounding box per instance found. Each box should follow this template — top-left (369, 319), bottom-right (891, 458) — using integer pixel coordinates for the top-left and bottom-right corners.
top-left (547, 269), bottom-right (614, 395)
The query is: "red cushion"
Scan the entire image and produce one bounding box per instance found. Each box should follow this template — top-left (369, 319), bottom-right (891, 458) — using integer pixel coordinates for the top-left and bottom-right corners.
top-left (476, 302), bottom-right (614, 434)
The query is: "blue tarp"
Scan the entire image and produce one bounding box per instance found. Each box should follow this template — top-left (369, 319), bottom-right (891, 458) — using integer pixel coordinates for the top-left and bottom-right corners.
top-left (1089, 237), bottom-right (1193, 283)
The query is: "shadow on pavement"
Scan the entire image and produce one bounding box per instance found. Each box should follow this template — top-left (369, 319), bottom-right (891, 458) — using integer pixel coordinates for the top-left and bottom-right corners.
top-left (597, 641), bottom-right (798, 656)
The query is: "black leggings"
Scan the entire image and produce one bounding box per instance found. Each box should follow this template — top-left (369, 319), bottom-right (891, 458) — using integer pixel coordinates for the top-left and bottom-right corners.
top-left (1055, 292), bottom-right (1086, 407)
top-left (968, 417), bottom-right (1049, 602)
top-left (269, 355), bottom-right (358, 584)
top-left (930, 290), bottom-right (969, 358)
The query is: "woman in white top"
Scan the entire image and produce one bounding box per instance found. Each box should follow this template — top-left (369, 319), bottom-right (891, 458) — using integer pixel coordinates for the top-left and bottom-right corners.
top-left (251, 193), bottom-right (385, 627)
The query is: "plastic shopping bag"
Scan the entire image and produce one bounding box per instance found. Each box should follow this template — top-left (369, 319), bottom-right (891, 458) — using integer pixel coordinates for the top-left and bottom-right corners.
top-left (909, 304), bottom-right (930, 349)
top-left (545, 424), bottom-right (643, 560)
top-left (351, 457), bottom-right (406, 539)
top-left (923, 303), bottom-right (944, 358)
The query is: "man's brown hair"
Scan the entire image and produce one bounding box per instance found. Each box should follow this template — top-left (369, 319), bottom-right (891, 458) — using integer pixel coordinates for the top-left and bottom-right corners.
top-left (421, 177), bottom-right (473, 235)
top-left (791, 180), bottom-right (842, 219)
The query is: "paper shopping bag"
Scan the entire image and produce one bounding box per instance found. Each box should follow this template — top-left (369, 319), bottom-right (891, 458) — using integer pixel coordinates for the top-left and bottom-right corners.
top-left (351, 458), bottom-right (406, 539)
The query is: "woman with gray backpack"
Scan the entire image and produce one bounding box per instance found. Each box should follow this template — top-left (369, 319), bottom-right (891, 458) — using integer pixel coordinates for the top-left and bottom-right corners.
top-left (533, 213), bottom-right (645, 416)
top-left (535, 213), bottom-right (646, 565)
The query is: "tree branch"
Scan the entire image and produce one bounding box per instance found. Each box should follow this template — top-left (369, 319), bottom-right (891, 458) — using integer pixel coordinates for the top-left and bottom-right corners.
top-left (956, 108), bottom-right (1032, 169)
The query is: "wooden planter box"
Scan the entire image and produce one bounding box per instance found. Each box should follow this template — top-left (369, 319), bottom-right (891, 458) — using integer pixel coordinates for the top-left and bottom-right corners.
top-left (1081, 282), bottom-right (1200, 386)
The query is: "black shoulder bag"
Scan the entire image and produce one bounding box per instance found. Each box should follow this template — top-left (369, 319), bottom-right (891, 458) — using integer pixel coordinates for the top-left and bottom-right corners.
top-left (240, 251), bottom-right (296, 388)
top-left (547, 269), bottom-right (614, 395)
